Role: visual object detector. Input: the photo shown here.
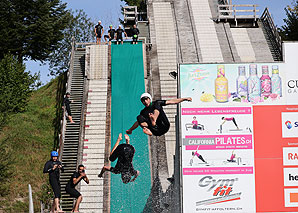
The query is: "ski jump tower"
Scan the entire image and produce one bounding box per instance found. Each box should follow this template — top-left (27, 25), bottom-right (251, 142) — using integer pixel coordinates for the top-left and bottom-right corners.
top-left (57, 0), bottom-right (282, 212)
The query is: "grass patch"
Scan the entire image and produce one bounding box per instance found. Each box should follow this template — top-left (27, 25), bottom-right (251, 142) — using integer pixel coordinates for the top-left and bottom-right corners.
top-left (0, 75), bottom-right (64, 212)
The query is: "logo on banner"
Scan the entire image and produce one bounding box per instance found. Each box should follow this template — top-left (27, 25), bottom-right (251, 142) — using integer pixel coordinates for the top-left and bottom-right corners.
top-left (285, 121), bottom-right (293, 129)
top-left (282, 113), bottom-right (298, 138)
top-left (188, 68), bottom-right (209, 81)
top-left (284, 168), bottom-right (298, 187)
top-left (196, 176), bottom-right (241, 206)
top-left (288, 80), bottom-right (298, 94)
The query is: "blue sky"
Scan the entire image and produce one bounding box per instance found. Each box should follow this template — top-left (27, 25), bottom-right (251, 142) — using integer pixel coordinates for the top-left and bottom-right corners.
top-left (25, 0), bottom-right (294, 84)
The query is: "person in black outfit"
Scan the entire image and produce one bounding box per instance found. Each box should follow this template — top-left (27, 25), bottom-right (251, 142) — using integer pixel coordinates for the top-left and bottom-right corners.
top-left (126, 93), bottom-right (192, 136)
top-left (94, 20), bottom-right (104, 45)
top-left (104, 25), bottom-right (116, 45)
top-left (115, 25), bottom-right (127, 45)
top-left (43, 151), bottom-right (64, 213)
top-left (63, 92), bottom-right (74, 123)
top-left (131, 24), bottom-right (140, 44)
top-left (65, 165), bottom-right (89, 213)
top-left (98, 133), bottom-right (139, 184)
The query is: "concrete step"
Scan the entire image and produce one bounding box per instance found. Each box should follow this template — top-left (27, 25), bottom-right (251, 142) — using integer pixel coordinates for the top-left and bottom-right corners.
top-left (80, 186), bottom-right (103, 192)
top-left (83, 148), bottom-right (105, 154)
top-left (87, 99), bottom-right (107, 104)
top-left (85, 129), bottom-right (105, 135)
top-left (83, 158), bottom-right (104, 164)
top-left (84, 163), bottom-right (106, 169)
top-left (83, 169), bottom-right (102, 175)
top-left (86, 112), bottom-right (106, 118)
top-left (80, 196), bottom-right (103, 203)
top-left (83, 142), bottom-right (105, 148)
top-left (85, 125), bottom-right (106, 130)
top-left (85, 120), bottom-right (107, 126)
top-left (84, 135), bottom-right (106, 140)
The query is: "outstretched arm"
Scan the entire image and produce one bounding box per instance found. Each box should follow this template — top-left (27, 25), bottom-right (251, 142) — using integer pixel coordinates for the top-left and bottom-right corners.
top-left (166, 97), bottom-right (192, 105)
top-left (126, 121), bottom-right (139, 134)
top-left (110, 133), bottom-right (122, 156)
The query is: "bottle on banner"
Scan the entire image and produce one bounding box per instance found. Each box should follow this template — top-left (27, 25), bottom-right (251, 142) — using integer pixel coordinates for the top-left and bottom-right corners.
top-left (260, 65), bottom-right (271, 97)
top-left (236, 66), bottom-right (248, 97)
top-left (215, 65), bottom-right (229, 103)
top-left (248, 64), bottom-right (261, 102)
top-left (271, 65), bottom-right (282, 97)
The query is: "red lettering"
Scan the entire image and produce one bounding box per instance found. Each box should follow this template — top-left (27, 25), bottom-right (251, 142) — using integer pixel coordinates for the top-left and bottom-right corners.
top-left (225, 187), bottom-right (233, 196)
top-left (289, 153), bottom-right (294, 160)
top-left (213, 187), bottom-right (222, 196)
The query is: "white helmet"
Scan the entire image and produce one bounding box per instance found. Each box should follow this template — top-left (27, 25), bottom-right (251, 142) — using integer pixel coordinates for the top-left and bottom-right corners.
top-left (140, 93), bottom-right (152, 102)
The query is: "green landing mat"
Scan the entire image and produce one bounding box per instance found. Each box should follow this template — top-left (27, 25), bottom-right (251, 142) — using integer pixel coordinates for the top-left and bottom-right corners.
top-left (110, 42), bottom-right (152, 212)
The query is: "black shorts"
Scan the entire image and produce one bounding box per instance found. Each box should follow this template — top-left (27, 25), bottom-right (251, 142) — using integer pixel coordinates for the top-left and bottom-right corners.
top-left (132, 36), bottom-right (138, 42)
top-left (96, 34), bottom-right (102, 38)
top-left (65, 185), bottom-right (81, 198)
top-left (137, 115), bottom-right (170, 136)
top-left (116, 37), bottom-right (123, 41)
top-left (65, 105), bottom-right (72, 116)
top-left (50, 178), bottom-right (61, 199)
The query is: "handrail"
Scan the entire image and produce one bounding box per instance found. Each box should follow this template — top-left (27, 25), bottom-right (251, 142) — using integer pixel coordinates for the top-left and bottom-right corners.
top-left (217, 4), bottom-right (259, 26)
top-left (260, 7), bottom-right (282, 57)
top-left (58, 37), bottom-right (76, 160)
top-left (218, 5), bottom-right (259, 18)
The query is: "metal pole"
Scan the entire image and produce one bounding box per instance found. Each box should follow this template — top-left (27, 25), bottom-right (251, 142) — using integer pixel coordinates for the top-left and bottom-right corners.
top-left (28, 184), bottom-right (34, 213)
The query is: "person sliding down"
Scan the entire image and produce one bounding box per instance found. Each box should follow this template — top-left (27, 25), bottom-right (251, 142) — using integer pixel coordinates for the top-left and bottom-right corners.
top-left (192, 151), bottom-right (206, 163)
top-left (98, 133), bottom-right (139, 184)
top-left (126, 93), bottom-right (192, 136)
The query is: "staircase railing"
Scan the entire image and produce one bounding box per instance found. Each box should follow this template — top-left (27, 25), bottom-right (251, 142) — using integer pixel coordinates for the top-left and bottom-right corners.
top-left (217, 4), bottom-right (259, 26)
top-left (260, 7), bottom-right (282, 60)
top-left (58, 37), bottom-right (75, 160)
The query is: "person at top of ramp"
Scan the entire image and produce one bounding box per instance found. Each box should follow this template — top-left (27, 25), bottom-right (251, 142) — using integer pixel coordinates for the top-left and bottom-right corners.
top-left (95, 20), bottom-right (104, 45)
top-left (98, 133), bottom-right (139, 184)
top-left (126, 93), bottom-right (192, 136)
top-left (104, 25), bottom-right (116, 45)
top-left (131, 24), bottom-right (140, 44)
top-left (115, 25), bottom-right (127, 45)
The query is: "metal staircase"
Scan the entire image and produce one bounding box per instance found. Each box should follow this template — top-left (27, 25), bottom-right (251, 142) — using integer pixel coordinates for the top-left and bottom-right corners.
top-left (259, 7), bottom-right (283, 61)
top-left (60, 49), bottom-right (86, 211)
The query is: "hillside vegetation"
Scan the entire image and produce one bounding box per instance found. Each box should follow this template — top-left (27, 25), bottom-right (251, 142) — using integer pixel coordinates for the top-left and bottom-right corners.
top-left (0, 76), bottom-right (64, 212)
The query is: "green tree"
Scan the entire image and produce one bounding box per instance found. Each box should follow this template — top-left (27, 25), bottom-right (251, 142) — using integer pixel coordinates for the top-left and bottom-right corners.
top-left (48, 9), bottom-right (95, 75)
top-left (0, 54), bottom-right (38, 128)
top-left (280, 0), bottom-right (298, 40)
top-left (0, 0), bottom-right (71, 62)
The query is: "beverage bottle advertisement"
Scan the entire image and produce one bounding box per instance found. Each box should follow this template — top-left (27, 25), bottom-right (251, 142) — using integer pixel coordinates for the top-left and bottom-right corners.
top-left (179, 63), bottom-right (286, 106)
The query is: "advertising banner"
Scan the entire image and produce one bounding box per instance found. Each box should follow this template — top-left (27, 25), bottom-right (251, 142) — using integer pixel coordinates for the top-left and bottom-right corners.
top-left (180, 41), bottom-right (298, 213)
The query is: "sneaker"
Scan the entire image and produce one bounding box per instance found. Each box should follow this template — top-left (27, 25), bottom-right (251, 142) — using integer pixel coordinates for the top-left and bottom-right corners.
top-left (169, 71), bottom-right (177, 79)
